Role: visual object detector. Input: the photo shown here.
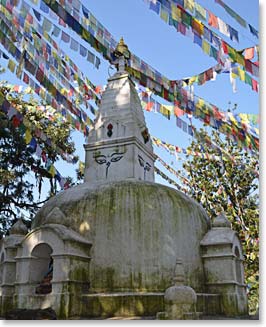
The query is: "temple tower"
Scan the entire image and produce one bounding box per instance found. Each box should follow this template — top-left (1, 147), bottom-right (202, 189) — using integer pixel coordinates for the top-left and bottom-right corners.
top-left (84, 38), bottom-right (156, 184)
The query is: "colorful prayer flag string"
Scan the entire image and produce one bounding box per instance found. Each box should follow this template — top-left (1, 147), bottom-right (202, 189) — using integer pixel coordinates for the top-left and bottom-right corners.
top-left (144, 0), bottom-right (259, 79)
top-left (214, 0), bottom-right (259, 39)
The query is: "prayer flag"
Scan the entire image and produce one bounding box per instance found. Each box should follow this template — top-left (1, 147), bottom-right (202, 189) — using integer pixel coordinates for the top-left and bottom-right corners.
top-left (178, 22), bottom-right (186, 35)
top-left (42, 17), bottom-right (52, 32)
top-left (221, 41), bottom-right (228, 54)
top-left (238, 67), bottom-right (245, 81)
top-left (61, 31), bottom-right (70, 43)
top-left (208, 11), bottom-right (218, 28)
top-left (251, 79), bottom-right (258, 92)
top-left (160, 7), bottom-right (169, 23)
top-left (193, 33), bottom-right (202, 47)
top-left (195, 3), bottom-right (206, 21)
top-left (176, 116), bottom-right (182, 128)
top-left (203, 26), bottom-right (212, 42)
top-left (202, 40), bottom-right (210, 55)
top-left (228, 25), bottom-right (239, 43)
top-left (7, 59), bottom-right (16, 73)
top-left (87, 50), bottom-right (95, 64)
top-left (95, 56), bottom-right (100, 69)
top-left (181, 11), bottom-right (192, 27)
top-left (192, 19), bottom-right (204, 35)
top-left (70, 38), bottom-right (79, 51)
top-left (184, 0), bottom-right (194, 13)
top-left (40, 0), bottom-right (49, 13)
top-left (82, 5), bottom-right (89, 18)
top-left (80, 44), bottom-right (87, 57)
top-left (217, 17), bottom-right (230, 37)
top-left (171, 3), bottom-right (181, 22)
top-left (32, 8), bottom-right (41, 21)
top-left (245, 47), bottom-right (255, 60)
top-left (248, 24), bottom-right (258, 38)
top-left (244, 72), bottom-right (252, 86)
top-left (149, 1), bottom-right (160, 14)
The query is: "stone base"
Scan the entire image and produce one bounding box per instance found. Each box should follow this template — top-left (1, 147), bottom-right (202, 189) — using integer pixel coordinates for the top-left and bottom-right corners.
top-left (80, 292), bottom-right (164, 318)
top-left (1, 291), bottom-right (245, 319)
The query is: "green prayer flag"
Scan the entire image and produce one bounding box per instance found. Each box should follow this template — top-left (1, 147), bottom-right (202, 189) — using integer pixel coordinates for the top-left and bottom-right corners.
top-left (244, 73), bottom-right (252, 86)
top-left (181, 11), bottom-right (192, 27)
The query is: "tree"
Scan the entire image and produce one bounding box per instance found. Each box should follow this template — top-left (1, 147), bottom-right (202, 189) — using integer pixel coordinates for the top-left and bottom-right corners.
top-left (0, 82), bottom-right (78, 236)
top-left (182, 128), bottom-right (259, 314)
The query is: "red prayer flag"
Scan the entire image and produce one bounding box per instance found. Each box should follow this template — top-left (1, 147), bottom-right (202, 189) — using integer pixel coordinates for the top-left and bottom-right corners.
top-left (26, 13), bottom-right (33, 24)
top-left (252, 79), bottom-right (259, 92)
top-left (23, 72), bottom-right (29, 84)
top-left (95, 86), bottom-right (102, 94)
top-left (222, 41), bottom-right (228, 54)
top-left (178, 23), bottom-right (186, 35)
top-left (245, 47), bottom-right (255, 60)
top-left (204, 115), bottom-right (210, 124)
top-left (145, 102), bottom-right (154, 111)
top-left (208, 11), bottom-right (218, 28)
top-left (174, 105), bottom-right (184, 117)
top-left (244, 59), bottom-right (253, 74)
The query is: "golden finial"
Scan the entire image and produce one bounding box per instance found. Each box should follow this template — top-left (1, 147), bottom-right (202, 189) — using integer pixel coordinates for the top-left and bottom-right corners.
top-left (114, 37), bottom-right (131, 59)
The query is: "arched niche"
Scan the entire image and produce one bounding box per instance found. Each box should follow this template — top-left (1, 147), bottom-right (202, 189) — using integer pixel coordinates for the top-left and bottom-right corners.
top-left (29, 243), bottom-right (53, 285)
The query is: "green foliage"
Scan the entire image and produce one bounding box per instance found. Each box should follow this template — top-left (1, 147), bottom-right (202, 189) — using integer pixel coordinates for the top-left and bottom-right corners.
top-left (182, 128), bottom-right (259, 315)
top-left (0, 83), bottom-right (77, 236)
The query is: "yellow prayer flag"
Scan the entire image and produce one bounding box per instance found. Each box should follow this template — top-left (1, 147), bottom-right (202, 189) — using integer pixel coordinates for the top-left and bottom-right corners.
top-left (184, 0), bottom-right (195, 13)
top-left (188, 76), bottom-right (197, 85)
top-left (163, 105), bottom-right (174, 115)
top-left (195, 3), bottom-right (206, 19)
top-left (171, 3), bottom-right (181, 22)
top-left (231, 70), bottom-right (238, 79)
top-left (82, 17), bottom-right (90, 27)
top-left (42, 31), bottom-right (48, 40)
top-left (39, 88), bottom-right (46, 99)
top-left (238, 67), bottom-right (245, 81)
top-left (202, 40), bottom-right (210, 55)
top-left (228, 112), bottom-right (237, 125)
top-left (24, 21), bottom-right (31, 33)
top-left (82, 29), bottom-right (90, 42)
top-left (160, 7), bottom-right (169, 23)
top-left (235, 53), bottom-right (245, 67)
top-left (197, 98), bottom-right (205, 108)
top-left (7, 59), bottom-right (16, 73)
top-left (239, 113), bottom-right (248, 123)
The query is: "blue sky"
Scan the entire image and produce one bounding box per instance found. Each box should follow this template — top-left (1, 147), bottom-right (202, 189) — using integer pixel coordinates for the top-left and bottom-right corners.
top-left (0, 0), bottom-right (260, 204)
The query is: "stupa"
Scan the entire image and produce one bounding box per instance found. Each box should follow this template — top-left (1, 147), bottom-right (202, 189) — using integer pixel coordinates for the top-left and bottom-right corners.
top-left (0, 39), bottom-right (248, 319)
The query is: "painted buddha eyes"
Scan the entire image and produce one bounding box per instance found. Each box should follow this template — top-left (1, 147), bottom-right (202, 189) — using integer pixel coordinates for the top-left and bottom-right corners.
top-left (95, 156), bottom-right (107, 165)
top-left (110, 154), bottom-right (123, 162)
top-left (95, 153), bottom-right (124, 165)
top-left (94, 152), bottom-right (124, 177)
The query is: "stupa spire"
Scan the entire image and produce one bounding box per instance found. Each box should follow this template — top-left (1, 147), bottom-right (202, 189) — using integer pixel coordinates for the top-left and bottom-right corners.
top-left (84, 38), bottom-right (156, 185)
top-left (113, 37), bottom-right (131, 73)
